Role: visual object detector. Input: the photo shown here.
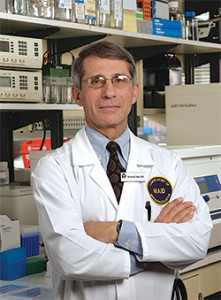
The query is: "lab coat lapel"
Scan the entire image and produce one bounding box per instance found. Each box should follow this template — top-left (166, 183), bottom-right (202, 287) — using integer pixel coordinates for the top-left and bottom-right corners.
top-left (72, 128), bottom-right (118, 209)
top-left (118, 132), bottom-right (155, 215)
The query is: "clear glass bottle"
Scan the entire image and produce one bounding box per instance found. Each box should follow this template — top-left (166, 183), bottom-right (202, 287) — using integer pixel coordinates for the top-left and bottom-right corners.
top-left (74, 0), bottom-right (85, 23)
top-left (13, 0), bottom-right (27, 15)
top-left (55, 0), bottom-right (72, 21)
top-left (5, 0), bottom-right (14, 13)
top-left (84, 0), bottom-right (96, 25)
top-left (168, 0), bottom-right (179, 21)
top-left (96, 0), bottom-right (111, 27)
top-left (67, 78), bottom-right (74, 103)
top-left (0, 162), bottom-right (9, 186)
top-left (110, 0), bottom-right (123, 29)
top-left (0, 0), bottom-right (7, 12)
top-left (28, 0), bottom-right (54, 19)
top-left (168, 0), bottom-right (185, 38)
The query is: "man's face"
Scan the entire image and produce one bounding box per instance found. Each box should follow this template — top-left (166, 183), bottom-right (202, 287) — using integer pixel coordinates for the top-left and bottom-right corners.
top-left (72, 56), bottom-right (139, 137)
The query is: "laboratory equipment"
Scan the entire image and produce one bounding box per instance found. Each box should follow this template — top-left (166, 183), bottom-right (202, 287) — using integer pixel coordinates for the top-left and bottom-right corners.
top-left (0, 69), bottom-right (42, 102)
top-left (0, 35), bottom-right (43, 69)
top-left (0, 161), bottom-right (9, 185)
top-left (184, 11), bottom-right (198, 40)
top-left (55, 0), bottom-right (72, 21)
top-left (85, 0), bottom-right (96, 25)
top-left (42, 63), bottom-right (71, 104)
top-left (96, 0), bottom-right (111, 27)
top-left (74, 0), bottom-right (85, 23)
top-left (168, 0), bottom-right (179, 20)
top-left (0, 185), bottom-right (38, 225)
top-left (0, 0), bottom-right (14, 13)
top-left (0, 0), bottom-right (7, 12)
top-left (171, 145), bottom-right (221, 250)
top-left (165, 83), bottom-right (221, 145)
top-left (14, 0), bottom-right (28, 15)
top-left (110, 0), bottom-right (123, 29)
top-left (143, 53), bottom-right (182, 108)
top-left (28, 0), bottom-right (55, 19)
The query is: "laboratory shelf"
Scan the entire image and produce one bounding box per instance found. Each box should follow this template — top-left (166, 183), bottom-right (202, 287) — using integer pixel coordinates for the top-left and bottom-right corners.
top-left (0, 103), bottom-right (83, 111)
top-left (0, 12), bottom-right (221, 55)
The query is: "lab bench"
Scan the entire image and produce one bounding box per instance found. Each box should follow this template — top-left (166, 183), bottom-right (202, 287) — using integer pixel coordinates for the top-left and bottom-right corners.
top-left (0, 249), bottom-right (220, 300)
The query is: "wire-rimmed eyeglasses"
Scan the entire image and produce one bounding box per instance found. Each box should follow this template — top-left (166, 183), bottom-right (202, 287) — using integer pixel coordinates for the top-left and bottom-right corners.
top-left (82, 75), bottom-right (132, 89)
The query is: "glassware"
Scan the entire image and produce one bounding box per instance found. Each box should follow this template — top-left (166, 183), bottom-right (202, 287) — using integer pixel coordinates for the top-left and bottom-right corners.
top-left (168, 0), bottom-right (179, 21)
top-left (13, 0), bottom-right (27, 15)
top-left (74, 0), bottom-right (85, 23)
top-left (0, 162), bottom-right (9, 186)
top-left (85, 0), bottom-right (96, 25)
top-left (184, 11), bottom-right (198, 40)
top-left (28, 0), bottom-right (54, 19)
top-left (110, 0), bottom-right (123, 29)
top-left (96, 0), bottom-right (111, 27)
top-left (55, 0), bottom-right (72, 21)
top-left (0, 0), bottom-right (7, 12)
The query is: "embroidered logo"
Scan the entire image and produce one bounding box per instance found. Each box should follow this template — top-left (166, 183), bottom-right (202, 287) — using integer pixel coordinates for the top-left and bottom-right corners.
top-left (147, 176), bottom-right (173, 206)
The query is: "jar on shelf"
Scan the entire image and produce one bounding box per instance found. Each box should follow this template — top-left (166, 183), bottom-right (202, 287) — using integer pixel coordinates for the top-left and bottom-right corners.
top-left (74, 0), bottom-right (85, 23)
top-left (13, 0), bottom-right (28, 15)
top-left (28, 0), bottom-right (55, 19)
top-left (96, 0), bottom-right (111, 27)
top-left (55, 0), bottom-right (72, 21)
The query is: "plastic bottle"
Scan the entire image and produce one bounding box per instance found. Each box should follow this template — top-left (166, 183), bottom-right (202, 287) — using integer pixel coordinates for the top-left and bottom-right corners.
top-left (0, 162), bottom-right (9, 185)
top-left (110, 0), bottom-right (123, 29)
top-left (74, 0), bottom-right (85, 23)
top-left (96, 0), bottom-right (111, 27)
top-left (28, 0), bottom-right (54, 19)
top-left (184, 11), bottom-right (198, 40)
top-left (55, 0), bottom-right (72, 21)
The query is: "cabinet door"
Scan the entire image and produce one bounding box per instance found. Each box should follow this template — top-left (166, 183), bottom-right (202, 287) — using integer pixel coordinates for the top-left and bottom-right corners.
top-left (201, 262), bottom-right (221, 297)
top-left (182, 274), bottom-right (200, 300)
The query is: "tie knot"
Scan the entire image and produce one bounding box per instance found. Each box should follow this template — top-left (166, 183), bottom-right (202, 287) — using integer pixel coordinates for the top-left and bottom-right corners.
top-left (106, 141), bottom-right (120, 154)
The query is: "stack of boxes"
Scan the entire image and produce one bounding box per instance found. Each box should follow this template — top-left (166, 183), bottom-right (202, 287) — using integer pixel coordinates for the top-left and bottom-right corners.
top-left (0, 216), bottom-right (44, 281)
top-left (152, 17), bottom-right (182, 38)
top-left (135, 0), bottom-right (182, 38)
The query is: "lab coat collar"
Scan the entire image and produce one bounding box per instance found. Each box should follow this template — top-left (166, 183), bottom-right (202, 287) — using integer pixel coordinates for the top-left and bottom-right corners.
top-left (72, 127), bottom-right (99, 166)
top-left (72, 126), bottom-right (155, 167)
top-left (71, 127), bottom-right (155, 210)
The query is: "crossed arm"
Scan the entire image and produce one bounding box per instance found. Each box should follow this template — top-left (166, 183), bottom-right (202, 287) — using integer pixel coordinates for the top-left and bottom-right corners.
top-left (84, 197), bottom-right (196, 244)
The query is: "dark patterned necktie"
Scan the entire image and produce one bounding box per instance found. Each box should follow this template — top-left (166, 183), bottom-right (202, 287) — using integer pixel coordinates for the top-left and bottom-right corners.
top-left (106, 141), bottom-right (126, 202)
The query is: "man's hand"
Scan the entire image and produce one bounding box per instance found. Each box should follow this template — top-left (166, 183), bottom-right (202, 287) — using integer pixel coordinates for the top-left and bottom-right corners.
top-left (84, 221), bottom-right (119, 243)
top-left (155, 197), bottom-right (196, 224)
top-left (84, 198), bottom-right (196, 243)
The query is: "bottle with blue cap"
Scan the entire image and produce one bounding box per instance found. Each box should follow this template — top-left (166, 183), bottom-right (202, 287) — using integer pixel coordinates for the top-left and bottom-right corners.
top-left (184, 11), bottom-right (198, 40)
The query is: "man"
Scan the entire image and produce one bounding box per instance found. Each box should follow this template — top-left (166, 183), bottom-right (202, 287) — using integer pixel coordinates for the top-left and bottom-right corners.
top-left (32, 40), bottom-right (212, 300)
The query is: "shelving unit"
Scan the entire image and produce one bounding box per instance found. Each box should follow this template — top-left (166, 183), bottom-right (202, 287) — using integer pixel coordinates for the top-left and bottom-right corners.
top-left (0, 11), bottom-right (220, 182)
top-left (0, 103), bottom-right (82, 111)
top-left (0, 12), bottom-right (221, 54)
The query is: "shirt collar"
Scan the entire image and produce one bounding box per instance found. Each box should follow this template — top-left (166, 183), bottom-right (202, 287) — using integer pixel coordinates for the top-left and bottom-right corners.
top-left (85, 124), bottom-right (130, 162)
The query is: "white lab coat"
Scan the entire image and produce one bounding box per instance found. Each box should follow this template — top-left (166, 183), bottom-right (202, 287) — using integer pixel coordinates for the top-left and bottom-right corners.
top-left (32, 127), bottom-right (212, 300)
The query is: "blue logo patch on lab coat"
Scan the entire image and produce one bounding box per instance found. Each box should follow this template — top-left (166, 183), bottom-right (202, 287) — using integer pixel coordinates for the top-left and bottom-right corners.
top-left (147, 176), bottom-right (173, 206)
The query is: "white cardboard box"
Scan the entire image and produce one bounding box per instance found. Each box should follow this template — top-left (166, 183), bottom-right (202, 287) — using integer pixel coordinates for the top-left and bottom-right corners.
top-left (0, 215), bottom-right (20, 252)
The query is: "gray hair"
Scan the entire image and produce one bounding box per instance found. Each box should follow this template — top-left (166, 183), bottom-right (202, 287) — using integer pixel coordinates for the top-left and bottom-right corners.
top-left (72, 40), bottom-right (137, 89)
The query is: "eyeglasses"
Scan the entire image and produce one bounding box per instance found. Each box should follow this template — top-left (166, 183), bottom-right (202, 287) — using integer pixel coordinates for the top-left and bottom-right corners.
top-left (82, 75), bottom-right (132, 89)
